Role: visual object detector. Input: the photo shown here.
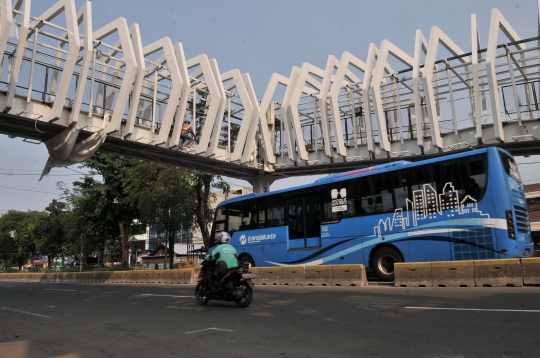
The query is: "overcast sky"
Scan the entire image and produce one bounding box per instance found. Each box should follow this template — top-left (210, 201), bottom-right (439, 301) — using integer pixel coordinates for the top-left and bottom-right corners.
top-left (1, 0), bottom-right (540, 214)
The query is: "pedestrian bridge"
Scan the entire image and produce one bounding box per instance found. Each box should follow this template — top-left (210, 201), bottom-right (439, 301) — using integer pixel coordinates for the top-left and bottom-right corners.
top-left (1, 0), bottom-right (540, 191)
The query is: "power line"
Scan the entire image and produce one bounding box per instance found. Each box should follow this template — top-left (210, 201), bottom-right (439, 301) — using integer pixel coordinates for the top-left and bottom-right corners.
top-left (0, 185), bottom-right (61, 195)
top-left (0, 172), bottom-right (84, 176)
top-left (0, 168), bottom-right (77, 173)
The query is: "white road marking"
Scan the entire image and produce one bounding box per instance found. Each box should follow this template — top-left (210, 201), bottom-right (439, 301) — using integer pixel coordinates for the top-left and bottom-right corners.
top-left (185, 328), bottom-right (236, 335)
top-left (0, 285), bottom-right (14, 287)
top-left (2, 307), bottom-right (51, 318)
top-left (46, 288), bottom-right (77, 292)
top-left (140, 294), bottom-right (192, 298)
top-left (405, 306), bottom-right (540, 313)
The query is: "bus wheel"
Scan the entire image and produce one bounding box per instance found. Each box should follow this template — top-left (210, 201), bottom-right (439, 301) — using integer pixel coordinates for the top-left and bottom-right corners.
top-left (372, 247), bottom-right (402, 281)
top-left (239, 255), bottom-right (255, 267)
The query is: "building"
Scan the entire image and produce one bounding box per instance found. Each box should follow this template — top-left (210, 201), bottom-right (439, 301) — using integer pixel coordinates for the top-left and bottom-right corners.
top-left (524, 183), bottom-right (540, 246)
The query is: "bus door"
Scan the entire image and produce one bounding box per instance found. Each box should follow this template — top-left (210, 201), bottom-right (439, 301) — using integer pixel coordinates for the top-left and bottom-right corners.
top-left (287, 193), bottom-right (321, 254)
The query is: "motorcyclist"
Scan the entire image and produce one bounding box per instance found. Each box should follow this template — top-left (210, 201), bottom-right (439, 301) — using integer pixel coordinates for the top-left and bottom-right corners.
top-left (204, 232), bottom-right (239, 293)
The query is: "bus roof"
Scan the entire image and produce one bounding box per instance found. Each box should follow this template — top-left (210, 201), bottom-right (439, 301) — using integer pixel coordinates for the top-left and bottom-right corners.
top-left (218, 147), bottom-right (493, 206)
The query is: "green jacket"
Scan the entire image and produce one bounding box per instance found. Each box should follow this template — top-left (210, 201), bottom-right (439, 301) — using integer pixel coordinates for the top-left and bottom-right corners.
top-left (205, 243), bottom-right (239, 274)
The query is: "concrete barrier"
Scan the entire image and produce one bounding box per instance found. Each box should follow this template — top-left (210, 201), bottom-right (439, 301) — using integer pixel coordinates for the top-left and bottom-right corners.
top-left (281, 267), bottom-right (304, 286)
top-left (432, 260), bottom-right (475, 287)
top-left (178, 269), bottom-right (194, 284)
top-left (332, 264), bottom-right (368, 286)
top-left (395, 262), bottom-right (433, 287)
top-left (257, 267), bottom-right (282, 285)
top-left (305, 266), bottom-right (333, 286)
top-left (520, 258), bottom-right (540, 285)
top-left (123, 271), bottom-right (139, 283)
top-left (474, 259), bottom-right (523, 287)
top-left (93, 272), bottom-right (110, 283)
top-left (74, 272), bottom-right (94, 283)
top-left (151, 270), bottom-right (166, 284)
top-left (159, 270), bottom-right (182, 284)
top-left (139, 271), bottom-right (154, 284)
top-left (105, 272), bottom-right (123, 284)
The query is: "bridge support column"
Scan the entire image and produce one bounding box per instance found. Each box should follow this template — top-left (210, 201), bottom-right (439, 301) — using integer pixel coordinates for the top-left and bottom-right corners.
top-left (248, 175), bottom-right (275, 194)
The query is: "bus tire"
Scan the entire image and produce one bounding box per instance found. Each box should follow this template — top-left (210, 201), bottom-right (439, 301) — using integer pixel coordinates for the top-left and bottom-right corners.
top-left (239, 255), bottom-right (255, 267)
top-left (371, 247), bottom-right (402, 281)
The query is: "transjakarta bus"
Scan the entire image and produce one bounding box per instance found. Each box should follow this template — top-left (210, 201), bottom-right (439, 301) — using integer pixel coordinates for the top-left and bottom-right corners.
top-left (210, 147), bottom-right (533, 280)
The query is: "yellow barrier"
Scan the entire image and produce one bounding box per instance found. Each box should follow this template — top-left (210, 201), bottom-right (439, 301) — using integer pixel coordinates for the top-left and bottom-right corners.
top-left (139, 270), bottom-right (154, 284)
top-left (520, 258), bottom-right (540, 285)
top-left (332, 264), bottom-right (368, 287)
top-left (256, 267), bottom-right (282, 285)
top-left (395, 262), bottom-right (432, 287)
top-left (105, 272), bottom-right (123, 284)
top-left (305, 266), bottom-right (333, 286)
top-left (281, 267), bottom-right (305, 286)
top-left (431, 260), bottom-right (475, 287)
top-left (474, 259), bottom-right (523, 287)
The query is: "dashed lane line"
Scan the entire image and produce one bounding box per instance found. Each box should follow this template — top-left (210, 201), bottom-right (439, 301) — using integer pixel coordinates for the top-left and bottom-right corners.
top-left (405, 306), bottom-right (540, 313)
top-left (140, 294), bottom-right (192, 298)
top-left (185, 328), bottom-right (236, 335)
top-left (45, 288), bottom-right (77, 292)
top-left (2, 307), bottom-right (52, 318)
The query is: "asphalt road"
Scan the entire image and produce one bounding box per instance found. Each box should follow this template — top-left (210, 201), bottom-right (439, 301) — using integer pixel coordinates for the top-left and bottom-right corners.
top-left (1, 282), bottom-right (539, 358)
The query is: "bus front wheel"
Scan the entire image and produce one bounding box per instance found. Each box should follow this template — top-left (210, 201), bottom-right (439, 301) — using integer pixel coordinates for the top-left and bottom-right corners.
top-left (239, 255), bottom-right (255, 267)
top-left (372, 247), bottom-right (402, 281)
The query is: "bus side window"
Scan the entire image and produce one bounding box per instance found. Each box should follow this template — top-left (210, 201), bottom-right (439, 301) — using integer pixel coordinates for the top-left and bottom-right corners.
top-left (360, 176), bottom-right (377, 215)
top-left (410, 162), bottom-right (440, 214)
top-left (439, 154), bottom-right (487, 206)
top-left (211, 206), bottom-right (227, 246)
top-left (321, 181), bottom-right (356, 220)
top-left (258, 196), bottom-right (285, 228)
top-left (228, 199), bottom-right (257, 232)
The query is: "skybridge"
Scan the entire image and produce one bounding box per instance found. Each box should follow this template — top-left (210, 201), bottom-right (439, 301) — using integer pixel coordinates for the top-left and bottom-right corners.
top-left (1, 0), bottom-right (540, 191)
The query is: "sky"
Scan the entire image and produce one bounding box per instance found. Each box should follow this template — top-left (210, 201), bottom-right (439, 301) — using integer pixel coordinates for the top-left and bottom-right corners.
top-left (1, 0), bottom-right (540, 213)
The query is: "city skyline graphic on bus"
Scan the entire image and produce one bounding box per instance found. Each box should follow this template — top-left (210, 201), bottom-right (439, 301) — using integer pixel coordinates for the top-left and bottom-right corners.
top-left (372, 182), bottom-right (489, 238)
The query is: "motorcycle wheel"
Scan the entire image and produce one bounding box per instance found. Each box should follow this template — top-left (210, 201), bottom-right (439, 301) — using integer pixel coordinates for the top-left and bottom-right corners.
top-left (234, 281), bottom-right (253, 308)
top-left (195, 282), bottom-right (210, 305)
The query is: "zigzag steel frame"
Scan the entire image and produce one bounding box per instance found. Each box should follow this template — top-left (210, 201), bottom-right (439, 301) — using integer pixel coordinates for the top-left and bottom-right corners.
top-left (0, 0), bottom-right (540, 191)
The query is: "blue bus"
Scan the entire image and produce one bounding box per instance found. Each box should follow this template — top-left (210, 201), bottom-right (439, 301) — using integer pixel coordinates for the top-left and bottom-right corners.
top-left (210, 147), bottom-right (533, 280)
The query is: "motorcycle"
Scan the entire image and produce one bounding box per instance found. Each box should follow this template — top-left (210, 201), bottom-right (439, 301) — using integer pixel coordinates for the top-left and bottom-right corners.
top-left (195, 261), bottom-right (255, 308)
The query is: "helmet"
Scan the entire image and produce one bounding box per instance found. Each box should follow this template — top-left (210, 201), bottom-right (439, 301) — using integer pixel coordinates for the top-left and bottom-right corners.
top-left (217, 231), bottom-right (230, 244)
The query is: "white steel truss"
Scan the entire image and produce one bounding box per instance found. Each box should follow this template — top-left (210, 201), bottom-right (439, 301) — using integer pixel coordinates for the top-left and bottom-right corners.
top-left (0, 0), bottom-right (540, 190)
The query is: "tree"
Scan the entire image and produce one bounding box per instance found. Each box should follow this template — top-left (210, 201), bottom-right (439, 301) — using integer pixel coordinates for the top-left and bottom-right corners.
top-left (194, 173), bottom-right (230, 250)
top-left (188, 88), bottom-right (231, 250)
top-left (0, 210), bottom-right (44, 270)
top-left (33, 199), bottom-right (80, 269)
top-left (75, 153), bottom-right (140, 267)
top-left (125, 162), bottom-right (197, 268)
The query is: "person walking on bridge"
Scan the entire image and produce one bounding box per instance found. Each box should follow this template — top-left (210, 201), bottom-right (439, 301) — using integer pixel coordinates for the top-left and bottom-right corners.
top-left (180, 120), bottom-right (196, 148)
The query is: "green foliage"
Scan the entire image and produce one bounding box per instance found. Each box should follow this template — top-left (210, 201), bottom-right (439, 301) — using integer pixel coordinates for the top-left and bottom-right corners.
top-left (193, 173), bottom-right (230, 249)
top-left (107, 238), bottom-right (122, 263)
top-left (124, 161), bottom-right (197, 268)
top-left (74, 153), bottom-right (140, 265)
top-left (0, 210), bottom-right (46, 269)
top-left (0, 123), bottom-right (234, 268)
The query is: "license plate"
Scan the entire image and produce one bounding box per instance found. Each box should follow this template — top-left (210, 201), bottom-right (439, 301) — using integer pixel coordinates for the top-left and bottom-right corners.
top-left (242, 273), bottom-right (254, 280)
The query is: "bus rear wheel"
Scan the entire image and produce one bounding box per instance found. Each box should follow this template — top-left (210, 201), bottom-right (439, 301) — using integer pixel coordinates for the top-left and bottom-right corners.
top-left (372, 247), bottom-right (402, 281)
top-left (239, 255), bottom-right (255, 267)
